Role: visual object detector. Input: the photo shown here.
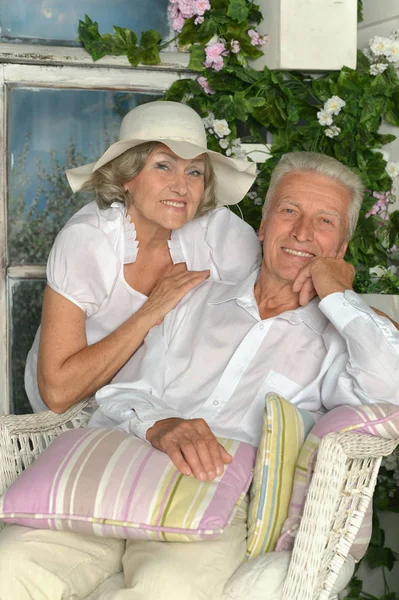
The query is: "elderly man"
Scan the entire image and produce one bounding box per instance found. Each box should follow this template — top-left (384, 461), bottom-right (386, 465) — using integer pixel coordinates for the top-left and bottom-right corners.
top-left (1, 152), bottom-right (398, 600)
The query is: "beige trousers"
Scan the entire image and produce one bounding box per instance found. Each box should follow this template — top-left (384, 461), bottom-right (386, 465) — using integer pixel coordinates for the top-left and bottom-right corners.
top-left (0, 500), bottom-right (247, 600)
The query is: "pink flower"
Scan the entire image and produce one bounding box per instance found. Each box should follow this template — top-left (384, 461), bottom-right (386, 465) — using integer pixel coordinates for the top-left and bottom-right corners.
top-left (195, 0), bottom-right (211, 16)
top-left (195, 16), bottom-right (204, 25)
top-left (248, 29), bottom-right (268, 46)
top-left (204, 42), bottom-right (228, 70)
top-left (365, 192), bottom-right (388, 218)
top-left (171, 13), bottom-right (186, 31)
top-left (230, 40), bottom-right (240, 54)
top-left (178, 0), bottom-right (197, 18)
top-left (198, 76), bottom-right (216, 95)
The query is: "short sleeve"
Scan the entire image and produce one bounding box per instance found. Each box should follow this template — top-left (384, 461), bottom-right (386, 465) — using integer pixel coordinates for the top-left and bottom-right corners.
top-left (204, 207), bottom-right (261, 282)
top-left (46, 223), bottom-right (119, 318)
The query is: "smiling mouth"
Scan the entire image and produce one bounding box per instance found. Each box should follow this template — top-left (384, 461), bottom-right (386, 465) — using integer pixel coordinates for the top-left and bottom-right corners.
top-left (282, 247), bottom-right (314, 258)
top-left (161, 200), bottom-right (186, 208)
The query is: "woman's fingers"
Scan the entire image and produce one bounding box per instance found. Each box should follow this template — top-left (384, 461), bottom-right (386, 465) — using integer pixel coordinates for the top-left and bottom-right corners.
top-left (142, 267), bottom-right (210, 325)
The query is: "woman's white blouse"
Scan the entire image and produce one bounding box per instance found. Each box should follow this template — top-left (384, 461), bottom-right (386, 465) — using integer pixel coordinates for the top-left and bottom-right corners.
top-left (25, 201), bottom-right (261, 412)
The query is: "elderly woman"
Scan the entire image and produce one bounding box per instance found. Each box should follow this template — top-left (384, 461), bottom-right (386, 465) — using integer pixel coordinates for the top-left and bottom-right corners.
top-left (25, 101), bottom-right (261, 414)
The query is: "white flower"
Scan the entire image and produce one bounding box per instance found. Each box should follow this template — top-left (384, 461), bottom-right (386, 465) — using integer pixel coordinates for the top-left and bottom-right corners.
top-left (317, 109), bottom-right (333, 126)
top-left (324, 96), bottom-right (346, 116)
top-left (219, 138), bottom-right (229, 149)
top-left (370, 63), bottom-right (388, 75)
top-left (247, 191), bottom-right (257, 200)
top-left (213, 119), bottom-right (231, 138)
top-left (254, 197), bottom-right (263, 206)
top-left (232, 146), bottom-right (247, 160)
top-left (202, 112), bottom-right (215, 129)
top-left (386, 161), bottom-right (399, 179)
top-left (369, 35), bottom-right (393, 57)
top-left (324, 126), bottom-right (341, 138)
top-left (386, 40), bottom-right (399, 62)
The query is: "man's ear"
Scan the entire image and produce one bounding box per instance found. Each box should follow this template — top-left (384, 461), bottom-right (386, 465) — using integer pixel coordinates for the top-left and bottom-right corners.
top-left (258, 219), bottom-right (265, 242)
top-left (337, 240), bottom-right (348, 259)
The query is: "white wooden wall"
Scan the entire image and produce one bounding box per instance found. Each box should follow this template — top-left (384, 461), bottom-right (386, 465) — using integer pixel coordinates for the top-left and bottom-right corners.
top-left (358, 0), bottom-right (399, 208)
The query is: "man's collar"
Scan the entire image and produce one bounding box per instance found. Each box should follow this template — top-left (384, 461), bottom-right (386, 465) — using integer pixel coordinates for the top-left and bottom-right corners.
top-left (209, 269), bottom-right (328, 334)
top-left (209, 270), bottom-right (260, 305)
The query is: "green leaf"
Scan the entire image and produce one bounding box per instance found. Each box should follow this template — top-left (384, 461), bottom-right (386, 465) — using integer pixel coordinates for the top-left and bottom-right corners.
top-left (140, 45), bottom-right (161, 65)
top-left (247, 97), bottom-right (266, 109)
top-left (370, 73), bottom-right (391, 96)
top-left (127, 46), bottom-right (142, 67)
top-left (213, 95), bottom-right (236, 120)
top-left (226, 0), bottom-right (249, 23)
top-left (365, 545), bottom-right (397, 570)
top-left (140, 29), bottom-right (162, 48)
top-left (188, 45), bottom-right (206, 71)
top-left (113, 26), bottom-right (137, 49)
top-left (164, 79), bottom-right (192, 102)
top-left (385, 96), bottom-right (399, 126)
top-left (312, 77), bottom-right (333, 102)
top-left (233, 91), bottom-right (249, 122)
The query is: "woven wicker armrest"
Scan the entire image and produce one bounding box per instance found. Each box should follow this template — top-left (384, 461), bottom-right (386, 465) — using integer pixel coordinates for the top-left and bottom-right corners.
top-left (0, 397), bottom-right (96, 496)
top-left (283, 432), bottom-right (399, 600)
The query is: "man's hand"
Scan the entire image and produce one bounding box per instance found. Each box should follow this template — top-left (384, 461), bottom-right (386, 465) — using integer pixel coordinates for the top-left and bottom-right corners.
top-left (146, 417), bottom-right (232, 481)
top-left (293, 257), bottom-right (355, 306)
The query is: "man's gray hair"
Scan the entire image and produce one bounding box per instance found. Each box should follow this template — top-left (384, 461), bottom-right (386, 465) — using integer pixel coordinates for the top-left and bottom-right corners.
top-left (82, 142), bottom-right (217, 217)
top-left (262, 152), bottom-right (365, 240)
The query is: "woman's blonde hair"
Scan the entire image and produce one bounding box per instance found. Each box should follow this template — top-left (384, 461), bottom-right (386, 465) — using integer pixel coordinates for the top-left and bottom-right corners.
top-left (82, 142), bottom-right (217, 217)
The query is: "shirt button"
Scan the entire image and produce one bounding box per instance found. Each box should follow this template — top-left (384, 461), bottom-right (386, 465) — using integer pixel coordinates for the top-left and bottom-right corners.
top-left (259, 324), bottom-right (264, 330)
top-left (213, 400), bottom-right (219, 406)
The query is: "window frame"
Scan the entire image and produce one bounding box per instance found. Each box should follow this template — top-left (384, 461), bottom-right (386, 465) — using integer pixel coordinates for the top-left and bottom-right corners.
top-left (0, 43), bottom-right (191, 414)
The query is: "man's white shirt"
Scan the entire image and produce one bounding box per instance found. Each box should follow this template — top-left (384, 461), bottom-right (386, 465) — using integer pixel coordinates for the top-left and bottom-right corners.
top-left (89, 270), bottom-right (399, 447)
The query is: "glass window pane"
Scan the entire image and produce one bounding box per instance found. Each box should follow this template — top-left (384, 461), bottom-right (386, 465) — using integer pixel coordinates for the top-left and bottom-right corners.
top-left (8, 88), bottom-right (161, 264)
top-left (10, 279), bottom-right (46, 414)
top-left (0, 0), bottom-right (170, 45)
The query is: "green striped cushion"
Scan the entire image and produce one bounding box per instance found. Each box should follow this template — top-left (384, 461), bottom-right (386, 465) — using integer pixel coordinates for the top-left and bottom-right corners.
top-left (246, 393), bottom-right (315, 560)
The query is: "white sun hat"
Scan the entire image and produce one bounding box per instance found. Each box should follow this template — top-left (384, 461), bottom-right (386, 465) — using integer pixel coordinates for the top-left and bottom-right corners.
top-left (65, 101), bottom-right (256, 206)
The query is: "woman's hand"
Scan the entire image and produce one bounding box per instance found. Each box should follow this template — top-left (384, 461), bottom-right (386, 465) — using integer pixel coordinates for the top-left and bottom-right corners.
top-left (139, 263), bottom-right (210, 326)
top-left (146, 417), bottom-right (232, 481)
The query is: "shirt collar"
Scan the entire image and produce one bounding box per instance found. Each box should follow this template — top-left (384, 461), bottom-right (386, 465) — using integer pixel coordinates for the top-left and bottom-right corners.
top-left (209, 268), bottom-right (328, 334)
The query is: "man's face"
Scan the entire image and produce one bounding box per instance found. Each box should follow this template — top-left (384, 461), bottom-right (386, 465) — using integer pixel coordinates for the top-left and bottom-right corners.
top-left (258, 171), bottom-right (351, 285)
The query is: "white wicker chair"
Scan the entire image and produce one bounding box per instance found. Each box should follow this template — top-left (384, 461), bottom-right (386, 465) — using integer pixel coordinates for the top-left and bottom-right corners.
top-left (0, 399), bottom-right (398, 600)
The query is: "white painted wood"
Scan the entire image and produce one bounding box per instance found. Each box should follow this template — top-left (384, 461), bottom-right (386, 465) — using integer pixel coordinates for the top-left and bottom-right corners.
top-left (0, 65), bottom-right (9, 415)
top-left (254, 0), bottom-right (358, 71)
top-left (361, 0), bottom-right (399, 25)
top-left (0, 43), bottom-right (190, 70)
top-left (7, 266), bottom-right (46, 279)
top-left (3, 62), bottom-right (192, 90)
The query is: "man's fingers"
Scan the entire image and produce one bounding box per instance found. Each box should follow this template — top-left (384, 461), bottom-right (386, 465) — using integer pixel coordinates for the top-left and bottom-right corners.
top-left (298, 278), bottom-right (317, 306)
top-left (165, 440), bottom-right (192, 476)
top-left (292, 264), bottom-right (311, 293)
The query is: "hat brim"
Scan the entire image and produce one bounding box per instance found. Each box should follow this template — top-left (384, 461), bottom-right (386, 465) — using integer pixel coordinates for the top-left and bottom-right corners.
top-left (65, 138), bottom-right (256, 206)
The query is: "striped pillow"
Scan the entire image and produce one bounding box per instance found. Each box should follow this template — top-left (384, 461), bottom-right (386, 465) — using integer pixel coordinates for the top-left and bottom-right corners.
top-left (276, 403), bottom-right (399, 561)
top-left (246, 393), bottom-right (315, 560)
top-left (0, 428), bottom-right (256, 541)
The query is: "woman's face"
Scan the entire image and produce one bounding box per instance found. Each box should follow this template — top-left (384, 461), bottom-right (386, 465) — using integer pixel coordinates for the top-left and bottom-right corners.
top-left (124, 144), bottom-right (205, 233)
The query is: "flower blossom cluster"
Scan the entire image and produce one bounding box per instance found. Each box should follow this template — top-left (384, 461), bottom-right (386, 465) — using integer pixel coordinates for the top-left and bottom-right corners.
top-left (363, 30), bottom-right (399, 76)
top-left (316, 96), bottom-right (345, 138)
top-left (204, 41), bottom-right (229, 71)
top-left (202, 112), bottom-right (247, 160)
top-left (169, 0), bottom-right (211, 32)
top-left (372, 149), bottom-right (399, 182)
top-left (247, 29), bottom-right (268, 47)
top-left (365, 191), bottom-right (390, 218)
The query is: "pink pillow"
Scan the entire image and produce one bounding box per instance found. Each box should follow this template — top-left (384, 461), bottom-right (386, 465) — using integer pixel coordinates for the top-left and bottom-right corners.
top-left (276, 403), bottom-right (399, 561)
top-left (0, 427), bottom-right (256, 541)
